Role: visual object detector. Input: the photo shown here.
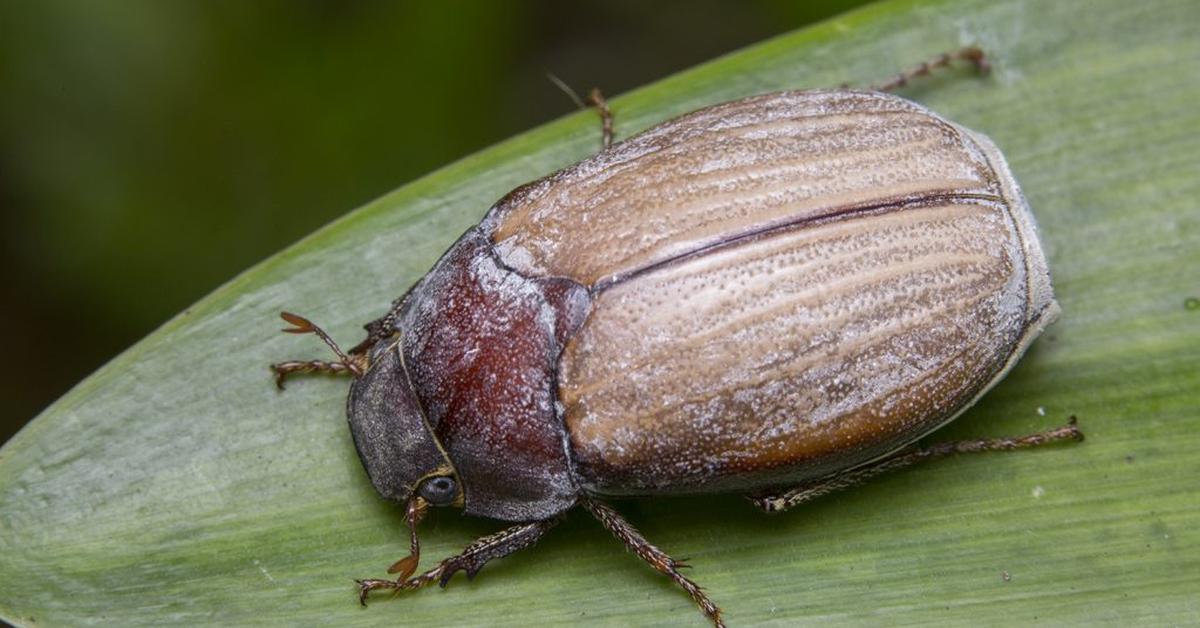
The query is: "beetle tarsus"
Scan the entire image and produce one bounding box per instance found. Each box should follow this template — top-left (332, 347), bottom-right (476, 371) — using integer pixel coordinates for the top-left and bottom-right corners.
top-left (870, 45), bottom-right (990, 93)
top-left (546, 75), bottom-right (614, 150)
top-left (586, 88), bottom-right (614, 149)
top-left (581, 497), bottom-right (725, 628)
top-left (355, 577), bottom-right (409, 605)
top-left (748, 418), bottom-right (1087, 513)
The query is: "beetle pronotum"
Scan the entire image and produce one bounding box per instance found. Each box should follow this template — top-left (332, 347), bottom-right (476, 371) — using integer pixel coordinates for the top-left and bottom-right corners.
top-left (272, 47), bottom-right (1082, 626)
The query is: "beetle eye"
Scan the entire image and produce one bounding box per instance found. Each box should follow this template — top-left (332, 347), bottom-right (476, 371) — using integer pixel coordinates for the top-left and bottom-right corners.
top-left (418, 475), bottom-right (458, 506)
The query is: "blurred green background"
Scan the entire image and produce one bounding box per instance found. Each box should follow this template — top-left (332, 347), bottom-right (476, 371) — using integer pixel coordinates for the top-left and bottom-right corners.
top-left (0, 0), bottom-right (871, 446)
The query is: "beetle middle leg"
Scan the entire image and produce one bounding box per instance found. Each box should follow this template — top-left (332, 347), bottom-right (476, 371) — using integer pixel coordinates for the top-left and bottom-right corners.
top-left (749, 418), bottom-right (1083, 513)
top-left (581, 496), bottom-right (725, 628)
top-left (869, 46), bottom-right (990, 92)
top-left (356, 517), bottom-right (559, 604)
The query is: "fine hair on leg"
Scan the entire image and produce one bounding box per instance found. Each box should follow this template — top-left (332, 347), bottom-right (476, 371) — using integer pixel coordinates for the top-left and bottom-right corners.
top-left (750, 418), bottom-right (1083, 513)
top-left (870, 46), bottom-right (991, 92)
top-left (581, 496), bottom-right (725, 628)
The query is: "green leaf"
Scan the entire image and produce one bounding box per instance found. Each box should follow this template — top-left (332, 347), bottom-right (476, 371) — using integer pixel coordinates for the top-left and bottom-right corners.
top-left (2, 0), bottom-right (1197, 625)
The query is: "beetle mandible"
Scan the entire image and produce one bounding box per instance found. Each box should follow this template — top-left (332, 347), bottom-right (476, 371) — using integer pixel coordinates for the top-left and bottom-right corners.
top-left (271, 47), bottom-right (1082, 626)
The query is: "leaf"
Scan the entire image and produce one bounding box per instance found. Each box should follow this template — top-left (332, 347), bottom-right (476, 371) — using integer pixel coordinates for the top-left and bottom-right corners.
top-left (2, 0), bottom-right (1197, 625)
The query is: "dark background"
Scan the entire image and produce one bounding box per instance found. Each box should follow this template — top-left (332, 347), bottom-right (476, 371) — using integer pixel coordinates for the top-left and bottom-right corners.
top-left (0, 0), bottom-right (869, 447)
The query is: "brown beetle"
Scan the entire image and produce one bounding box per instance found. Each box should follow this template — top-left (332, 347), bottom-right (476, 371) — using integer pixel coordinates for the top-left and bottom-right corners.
top-left (272, 48), bottom-right (1082, 626)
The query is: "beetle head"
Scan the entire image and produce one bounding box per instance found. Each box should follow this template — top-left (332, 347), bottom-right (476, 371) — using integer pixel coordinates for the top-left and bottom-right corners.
top-left (346, 338), bottom-right (462, 509)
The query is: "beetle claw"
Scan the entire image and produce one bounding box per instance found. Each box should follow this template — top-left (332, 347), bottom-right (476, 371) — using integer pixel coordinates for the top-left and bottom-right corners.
top-left (356, 576), bottom-right (418, 605)
top-left (355, 578), bottom-right (382, 606)
top-left (269, 365), bottom-right (288, 390)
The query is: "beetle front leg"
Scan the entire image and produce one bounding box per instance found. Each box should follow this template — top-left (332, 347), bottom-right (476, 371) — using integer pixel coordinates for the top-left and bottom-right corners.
top-left (869, 46), bottom-right (990, 92)
top-left (269, 311), bottom-right (366, 389)
top-left (269, 359), bottom-right (356, 389)
top-left (749, 418), bottom-right (1083, 513)
top-left (356, 517), bottom-right (560, 604)
top-left (581, 496), bottom-right (725, 628)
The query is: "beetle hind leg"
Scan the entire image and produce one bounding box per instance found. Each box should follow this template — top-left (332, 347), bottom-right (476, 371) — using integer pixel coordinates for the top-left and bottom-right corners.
top-left (869, 46), bottom-right (991, 93)
top-left (547, 74), bottom-right (615, 150)
top-left (581, 497), bottom-right (725, 628)
top-left (586, 88), bottom-right (614, 149)
top-left (749, 418), bottom-right (1084, 513)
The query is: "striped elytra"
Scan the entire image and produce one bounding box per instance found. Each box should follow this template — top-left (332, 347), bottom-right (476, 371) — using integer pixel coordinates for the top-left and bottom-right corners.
top-left (484, 89), bottom-right (1056, 495)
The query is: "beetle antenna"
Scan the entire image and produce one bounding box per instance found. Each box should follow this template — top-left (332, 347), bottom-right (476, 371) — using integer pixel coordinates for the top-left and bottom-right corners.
top-left (271, 312), bottom-right (365, 387)
top-left (279, 311), bottom-right (360, 371)
top-left (385, 496), bottom-right (429, 582)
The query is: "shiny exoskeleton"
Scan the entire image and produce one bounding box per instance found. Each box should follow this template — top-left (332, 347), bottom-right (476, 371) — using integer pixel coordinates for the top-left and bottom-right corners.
top-left (271, 48), bottom-right (1082, 627)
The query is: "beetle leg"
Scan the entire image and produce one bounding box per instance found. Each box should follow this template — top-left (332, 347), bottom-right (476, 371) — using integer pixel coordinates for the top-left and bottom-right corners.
top-left (546, 74), bottom-right (615, 150)
top-left (356, 517), bottom-right (559, 605)
top-left (269, 311), bottom-right (366, 388)
top-left (580, 496), bottom-right (725, 628)
top-left (869, 46), bottom-right (990, 93)
top-left (269, 359), bottom-right (355, 389)
top-left (586, 88), bottom-right (614, 150)
top-left (749, 418), bottom-right (1084, 513)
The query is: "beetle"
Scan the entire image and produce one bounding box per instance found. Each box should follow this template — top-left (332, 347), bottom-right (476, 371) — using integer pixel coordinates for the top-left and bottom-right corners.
top-left (271, 47), bottom-right (1082, 626)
